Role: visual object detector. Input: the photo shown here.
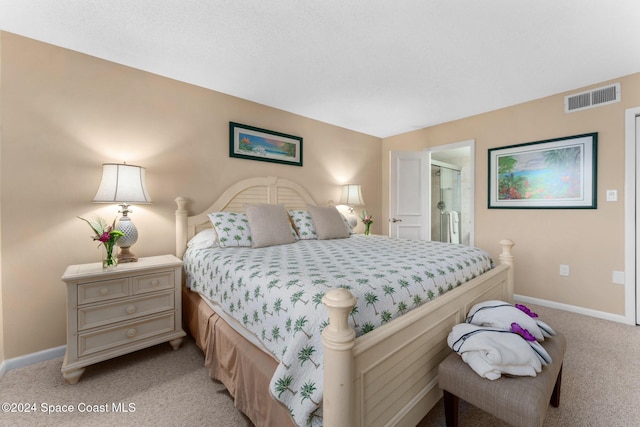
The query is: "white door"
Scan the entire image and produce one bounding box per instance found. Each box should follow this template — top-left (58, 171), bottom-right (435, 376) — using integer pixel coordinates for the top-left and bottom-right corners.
top-left (624, 107), bottom-right (639, 325)
top-left (389, 151), bottom-right (430, 239)
top-left (625, 111), bottom-right (640, 325)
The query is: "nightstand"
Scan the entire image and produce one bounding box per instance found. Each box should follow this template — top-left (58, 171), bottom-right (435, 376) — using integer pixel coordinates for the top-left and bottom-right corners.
top-left (61, 254), bottom-right (186, 384)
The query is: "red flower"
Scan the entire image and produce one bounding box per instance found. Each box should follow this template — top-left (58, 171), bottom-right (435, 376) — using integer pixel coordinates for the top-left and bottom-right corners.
top-left (78, 217), bottom-right (124, 246)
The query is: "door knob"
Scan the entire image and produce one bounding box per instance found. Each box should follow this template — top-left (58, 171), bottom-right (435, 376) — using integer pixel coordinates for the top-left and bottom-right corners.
top-left (391, 218), bottom-right (402, 223)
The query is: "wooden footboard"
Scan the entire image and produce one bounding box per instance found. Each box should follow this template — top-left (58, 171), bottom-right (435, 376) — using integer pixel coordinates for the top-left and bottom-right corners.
top-left (322, 240), bottom-right (514, 427)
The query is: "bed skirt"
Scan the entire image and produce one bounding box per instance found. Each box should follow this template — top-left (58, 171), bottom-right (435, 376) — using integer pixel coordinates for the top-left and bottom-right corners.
top-left (182, 286), bottom-right (296, 427)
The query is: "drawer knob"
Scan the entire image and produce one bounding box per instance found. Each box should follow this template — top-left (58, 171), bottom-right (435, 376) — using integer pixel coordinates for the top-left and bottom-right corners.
top-left (126, 329), bottom-right (136, 338)
top-left (126, 305), bottom-right (136, 314)
top-left (100, 288), bottom-right (109, 295)
top-left (151, 280), bottom-right (160, 286)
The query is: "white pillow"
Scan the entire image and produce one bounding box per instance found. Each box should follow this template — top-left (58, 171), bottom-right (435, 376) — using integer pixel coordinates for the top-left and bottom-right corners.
top-left (341, 212), bottom-right (354, 234)
top-left (244, 204), bottom-right (296, 248)
top-left (207, 212), bottom-right (252, 247)
top-left (187, 228), bottom-right (219, 249)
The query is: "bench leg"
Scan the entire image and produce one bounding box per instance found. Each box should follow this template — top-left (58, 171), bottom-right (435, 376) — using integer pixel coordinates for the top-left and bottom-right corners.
top-left (550, 364), bottom-right (563, 407)
top-left (443, 390), bottom-right (459, 427)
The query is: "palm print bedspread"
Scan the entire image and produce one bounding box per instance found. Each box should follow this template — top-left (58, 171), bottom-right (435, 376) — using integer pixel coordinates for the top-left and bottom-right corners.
top-left (183, 235), bottom-right (493, 426)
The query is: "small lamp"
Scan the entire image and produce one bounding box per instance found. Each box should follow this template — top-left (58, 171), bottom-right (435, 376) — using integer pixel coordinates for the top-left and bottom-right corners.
top-left (93, 163), bottom-right (152, 262)
top-left (339, 184), bottom-right (365, 227)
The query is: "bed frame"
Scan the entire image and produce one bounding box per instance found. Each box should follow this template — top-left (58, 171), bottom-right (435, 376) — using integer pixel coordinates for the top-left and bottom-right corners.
top-left (175, 176), bottom-right (514, 427)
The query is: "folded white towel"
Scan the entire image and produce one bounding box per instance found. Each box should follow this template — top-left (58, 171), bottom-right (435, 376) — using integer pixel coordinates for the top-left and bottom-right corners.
top-left (466, 300), bottom-right (556, 341)
top-left (535, 318), bottom-right (557, 337)
top-left (448, 323), bottom-right (543, 380)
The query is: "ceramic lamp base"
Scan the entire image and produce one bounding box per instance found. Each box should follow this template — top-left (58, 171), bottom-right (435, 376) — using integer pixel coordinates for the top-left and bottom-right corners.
top-left (116, 214), bottom-right (139, 263)
top-left (117, 246), bottom-right (138, 263)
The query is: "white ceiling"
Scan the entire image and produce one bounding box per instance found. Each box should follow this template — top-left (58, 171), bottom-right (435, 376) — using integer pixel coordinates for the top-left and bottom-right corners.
top-left (1, 1), bottom-right (639, 138)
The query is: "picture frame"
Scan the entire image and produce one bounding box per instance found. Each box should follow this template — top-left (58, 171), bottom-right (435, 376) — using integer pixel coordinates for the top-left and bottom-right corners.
top-left (488, 132), bottom-right (597, 209)
top-left (229, 122), bottom-right (303, 167)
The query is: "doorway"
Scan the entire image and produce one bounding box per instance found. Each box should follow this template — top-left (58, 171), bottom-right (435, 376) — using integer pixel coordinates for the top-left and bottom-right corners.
top-left (430, 161), bottom-right (462, 243)
top-left (624, 106), bottom-right (640, 324)
top-left (389, 140), bottom-right (475, 245)
top-left (429, 140), bottom-right (475, 246)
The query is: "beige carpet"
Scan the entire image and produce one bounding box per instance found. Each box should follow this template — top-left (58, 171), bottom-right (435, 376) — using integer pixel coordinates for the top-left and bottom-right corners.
top-left (1, 303), bottom-right (639, 426)
top-left (419, 304), bottom-right (640, 426)
top-left (0, 335), bottom-right (252, 427)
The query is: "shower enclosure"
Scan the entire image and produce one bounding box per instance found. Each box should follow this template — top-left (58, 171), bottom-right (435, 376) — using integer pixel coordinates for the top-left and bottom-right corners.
top-left (431, 161), bottom-right (462, 243)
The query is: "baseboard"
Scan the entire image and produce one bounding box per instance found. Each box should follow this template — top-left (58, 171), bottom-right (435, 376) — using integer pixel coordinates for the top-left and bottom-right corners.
top-left (515, 294), bottom-right (631, 325)
top-left (0, 345), bottom-right (66, 379)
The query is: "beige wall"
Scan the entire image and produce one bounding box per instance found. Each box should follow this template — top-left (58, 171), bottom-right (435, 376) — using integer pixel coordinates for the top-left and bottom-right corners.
top-left (2, 29), bottom-right (637, 361)
top-left (383, 72), bottom-right (640, 316)
top-left (0, 32), bottom-right (381, 359)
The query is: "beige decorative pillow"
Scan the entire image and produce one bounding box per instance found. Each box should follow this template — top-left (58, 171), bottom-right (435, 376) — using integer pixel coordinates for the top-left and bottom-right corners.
top-left (244, 204), bottom-right (297, 248)
top-left (307, 205), bottom-right (350, 239)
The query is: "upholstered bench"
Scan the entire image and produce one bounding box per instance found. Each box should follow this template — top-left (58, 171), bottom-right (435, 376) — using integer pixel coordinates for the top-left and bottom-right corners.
top-left (438, 332), bottom-right (566, 427)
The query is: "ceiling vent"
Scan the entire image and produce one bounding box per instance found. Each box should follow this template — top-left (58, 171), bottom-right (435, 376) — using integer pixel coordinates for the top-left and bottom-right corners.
top-left (565, 83), bottom-right (620, 113)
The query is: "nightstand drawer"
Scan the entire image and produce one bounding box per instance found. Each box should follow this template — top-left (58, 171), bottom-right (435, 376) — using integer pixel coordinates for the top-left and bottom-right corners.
top-left (132, 271), bottom-right (174, 295)
top-left (77, 278), bottom-right (129, 305)
top-left (78, 312), bottom-right (176, 357)
top-left (78, 291), bottom-right (174, 331)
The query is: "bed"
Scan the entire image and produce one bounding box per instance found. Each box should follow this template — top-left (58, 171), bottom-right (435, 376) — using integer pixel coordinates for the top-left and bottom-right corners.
top-left (175, 176), bottom-right (514, 427)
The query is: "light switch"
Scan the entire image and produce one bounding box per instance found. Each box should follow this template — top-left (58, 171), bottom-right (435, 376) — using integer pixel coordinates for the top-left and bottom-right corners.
top-left (606, 190), bottom-right (617, 202)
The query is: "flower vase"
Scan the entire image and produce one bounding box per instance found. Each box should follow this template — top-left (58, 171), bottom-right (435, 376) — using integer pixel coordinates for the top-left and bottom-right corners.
top-left (364, 224), bottom-right (371, 235)
top-left (102, 244), bottom-right (118, 270)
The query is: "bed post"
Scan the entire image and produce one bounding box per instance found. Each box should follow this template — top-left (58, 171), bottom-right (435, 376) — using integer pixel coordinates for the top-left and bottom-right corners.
top-left (175, 196), bottom-right (188, 258)
top-left (322, 288), bottom-right (357, 427)
top-left (498, 239), bottom-right (515, 300)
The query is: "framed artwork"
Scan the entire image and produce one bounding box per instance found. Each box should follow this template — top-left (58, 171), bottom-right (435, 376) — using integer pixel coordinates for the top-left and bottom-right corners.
top-left (488, 133), bottom-right (597, 209)
top-left (229, 122), bottom-right (303, 167)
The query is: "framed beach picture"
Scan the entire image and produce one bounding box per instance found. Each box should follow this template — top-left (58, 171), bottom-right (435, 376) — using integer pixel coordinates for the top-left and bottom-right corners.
top-left (229, 122), bottom-right (303, 167)
top-left (488, 133), bottom-right (597, 209)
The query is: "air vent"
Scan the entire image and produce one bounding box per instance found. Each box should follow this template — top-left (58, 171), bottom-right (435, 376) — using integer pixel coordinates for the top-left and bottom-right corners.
top-left (565, 83), bottom-right (620, 113)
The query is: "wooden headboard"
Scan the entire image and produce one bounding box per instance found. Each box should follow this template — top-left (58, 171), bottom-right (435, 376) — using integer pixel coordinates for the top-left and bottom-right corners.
top-left (175, 176), bottom-right (318, 257)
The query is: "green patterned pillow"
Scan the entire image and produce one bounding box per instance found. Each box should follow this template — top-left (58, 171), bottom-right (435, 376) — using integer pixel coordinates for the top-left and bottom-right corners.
top-left (288, 210), bottom-right (318, 240)
top-left (207, 212), bottom-right (252, 247)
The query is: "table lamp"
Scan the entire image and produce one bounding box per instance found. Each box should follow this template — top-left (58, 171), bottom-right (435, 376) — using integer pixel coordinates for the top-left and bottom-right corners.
top-left (93, 163), bottom-right (152, 262)
top-left (339, 184), bottom-right (365, 228)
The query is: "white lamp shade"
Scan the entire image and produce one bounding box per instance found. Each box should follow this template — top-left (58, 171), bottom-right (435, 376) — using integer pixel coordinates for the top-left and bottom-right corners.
top-left (339, 184), bottom-right (365, 206)
top-left (93, 163), bottom-right (152, 203)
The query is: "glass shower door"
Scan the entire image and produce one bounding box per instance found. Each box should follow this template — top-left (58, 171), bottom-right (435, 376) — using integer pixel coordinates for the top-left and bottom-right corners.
top-left (431, 163), bottom-right (461, 243)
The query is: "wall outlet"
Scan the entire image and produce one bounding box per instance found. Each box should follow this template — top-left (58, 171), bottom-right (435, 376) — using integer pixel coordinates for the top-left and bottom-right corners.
top-left (559, 264), bottom-right (570, 276)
